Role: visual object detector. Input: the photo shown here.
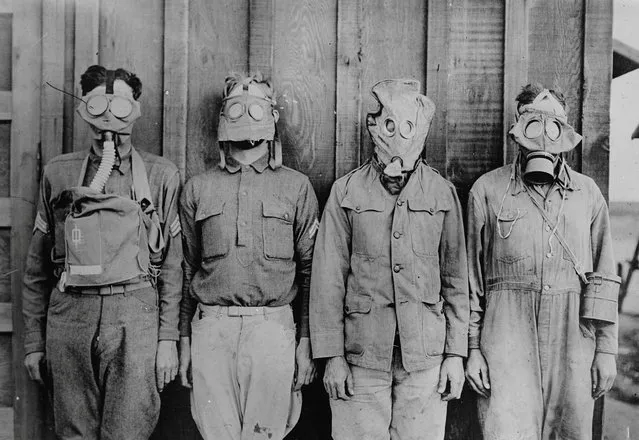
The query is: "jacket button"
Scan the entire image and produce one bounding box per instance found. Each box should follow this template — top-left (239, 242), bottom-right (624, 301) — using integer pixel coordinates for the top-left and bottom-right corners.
top-left (544, 285), bottom-right (550, 291)
top-left (428, 208), bottom-right (434, 214)
top-left (393, 231), bottom-right (401, 239)
top-left (397, 200), bottom-right (404, 207)
top-left (393, 265), bottom-right (401, 273)
top-left (355, 206), bottom-right (361, 212)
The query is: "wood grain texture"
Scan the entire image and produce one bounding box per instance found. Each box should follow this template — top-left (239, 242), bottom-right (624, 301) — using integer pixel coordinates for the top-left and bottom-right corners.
top-left (272, 0), bottom-right (337, 207)
top-left (582, 0), bottom-right (612, 200)
top-left (163, 0), bottom-right (189, 180)
top-left (0, 230), bottom-right (10, 303)
top-left (100, 0), bottom-right (164, 156)
top-left (359, 0), bottom-right (428, 169)
top-left (185, 0), bottom-right (248, 181)
top-left (11, 0), bottom-right (48, 438)
top-left (0, 407), bottom-right (13, 440)
top-left (503, 0), bottom-right (529, 164)
top-left (41, 0), bottom-right (66, 165)
top-left (0, 13), bottom-right (11, 91)
top-left (249, 0), bottom-right (274, 78)
top-left (72, 0), bottom-right (99, 151)
top-left (0, 123), bottom-right (9, 198)
top-left (0, 91), bottom-right (11, 120)
top-left (446, 0), bottom-right (504, 201)
top-left (0, 303), bottom-right (10, 333)
top-left (335, 0), bottom-right (362, 179)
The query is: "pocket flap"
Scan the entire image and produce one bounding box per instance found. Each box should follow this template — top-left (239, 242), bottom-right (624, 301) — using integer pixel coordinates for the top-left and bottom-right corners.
top-left (496, 208), bottom-right (527, 223)
top-left (196, 201), bottom-right (225, 222)
top-left (262, 200), bottom-right (293, 222)
top-left (407, 197), bottom-right (450, 214)
top-left (340, 196), bottom-right (384, 213)
top-left (344, 294), bottom-right (373, 314)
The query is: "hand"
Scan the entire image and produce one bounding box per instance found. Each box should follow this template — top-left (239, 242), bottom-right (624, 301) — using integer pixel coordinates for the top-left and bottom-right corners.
top-left (591, 352), bottom-right (616, 399)
top-left (323, 356), bottom-right (353, 400)
top-left (438, 355), bottom-right (465, 401)
top-left (465, 348), bottom-right (491, 398)
top-left (156, 340), bottom-right (178, 392)
top-left (24, 352), bottom-right (46, 386)
top-left (178, 336), bottom-right (192, 388)
top-left (294, 337), bottom-right (317, 391)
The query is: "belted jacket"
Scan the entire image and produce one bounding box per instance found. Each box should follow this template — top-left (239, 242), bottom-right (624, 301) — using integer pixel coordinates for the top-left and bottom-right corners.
top-left (310, 160), bottom-right (469, 373)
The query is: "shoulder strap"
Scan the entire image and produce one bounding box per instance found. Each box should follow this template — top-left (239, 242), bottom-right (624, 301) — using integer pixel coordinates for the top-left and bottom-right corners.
top-left (523, 184), bottom-right (588, 284)
top-left (131, 148), bottom-right (153, 205)
top-left (77, 153), bottom-right (91, 187)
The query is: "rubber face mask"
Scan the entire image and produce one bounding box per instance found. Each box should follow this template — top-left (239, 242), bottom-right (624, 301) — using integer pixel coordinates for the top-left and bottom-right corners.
top-left (76, 73), bottom-right (141, 137)
top-left (366, 79), bottom-right (436, 177)
top-left (521, 149), bottom-right (560, 185)
top-left (509, 89), bottom-right (582, 155)
top-left (218, 82), bottom-right (277, 142)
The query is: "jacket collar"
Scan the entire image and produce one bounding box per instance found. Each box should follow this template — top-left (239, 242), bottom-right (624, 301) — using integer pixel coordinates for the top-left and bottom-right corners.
top-left (224, 150), bottom-right (270, 174)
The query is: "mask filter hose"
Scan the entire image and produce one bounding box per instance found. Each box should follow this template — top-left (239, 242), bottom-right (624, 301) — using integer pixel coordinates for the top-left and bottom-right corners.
top-left (89, 132), bottom-right (116, 192)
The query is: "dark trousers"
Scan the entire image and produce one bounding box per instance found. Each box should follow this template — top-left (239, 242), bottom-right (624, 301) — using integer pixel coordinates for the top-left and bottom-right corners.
top-left (45, 286), bottom-right (160, 440)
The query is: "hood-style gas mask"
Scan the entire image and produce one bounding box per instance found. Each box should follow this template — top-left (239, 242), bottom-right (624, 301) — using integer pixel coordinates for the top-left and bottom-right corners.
top-left (509, 89), bottom-right (582, 185)
top-left (217, 75), bottom-right (282, 169)
top-left (366, 79), bottom-right (436, 177)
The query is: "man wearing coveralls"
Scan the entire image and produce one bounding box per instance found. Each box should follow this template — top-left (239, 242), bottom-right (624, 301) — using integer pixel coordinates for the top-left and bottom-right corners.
top-left (310, 79), bottom-right (469, 440)
top-left (178, 73), bottom-right (319, 440)
top-left (465, 84), bottom-right (618, 440)
top-left (22, 66), bottom-right (183, 439)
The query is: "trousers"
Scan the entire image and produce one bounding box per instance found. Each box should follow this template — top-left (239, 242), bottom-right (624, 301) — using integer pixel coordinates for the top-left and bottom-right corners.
top-left (45, 286), bottom-right (161, 440)
top-left (331, 347), bottom-right (447, 440)
top-left (190, 304), bottom-right (301, 440)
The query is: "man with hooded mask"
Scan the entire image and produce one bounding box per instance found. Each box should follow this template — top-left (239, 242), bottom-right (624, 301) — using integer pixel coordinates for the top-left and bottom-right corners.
top-left (178, 72), bottom-right (320, 440)
top-left (465, 84), bottom-right (618, 439)
top-left (310, 78), bottom-right (469, 440)
top-left (22, 65), bottom-right (183, 439)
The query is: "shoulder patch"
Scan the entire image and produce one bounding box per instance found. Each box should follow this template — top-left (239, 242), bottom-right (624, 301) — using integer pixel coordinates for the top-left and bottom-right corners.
top-left (33, 212), bottom-right (49, 235)
top-left (169, 217), bottom-right (182, 237)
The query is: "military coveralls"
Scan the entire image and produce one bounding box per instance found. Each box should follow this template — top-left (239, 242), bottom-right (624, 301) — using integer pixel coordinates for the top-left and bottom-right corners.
top-left (310, 160), bottom-right (469, 440)
top-left (180, 152), bottom-right (319, 440)
top-left (467, 160), bottom-right (617, 440)
top-left (22, 145), bottom-right (183, 440)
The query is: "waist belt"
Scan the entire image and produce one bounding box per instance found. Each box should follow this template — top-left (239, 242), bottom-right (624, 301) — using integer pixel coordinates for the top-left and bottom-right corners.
top-left (65, 280), bottom-right (153, 296)
top-left (198, 304), bottom-right (290, 317)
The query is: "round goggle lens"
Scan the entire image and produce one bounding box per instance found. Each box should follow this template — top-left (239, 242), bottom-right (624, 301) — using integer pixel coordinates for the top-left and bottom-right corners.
top-left (86, 95), bottom-right (109, 116)
top-left (248, 103), bottom-right (264, 121)
top-left (545, 120), bottom-right (561, 141)
top-left (384, 118), bottom-right (396, 135)
top-left (524, 119), bottom-right (543, 139)
top-left (109, 96), bottom-right (133, 118)
top-left (399, 120), bottom-right (415, 139)
top-left (227, 102), bottom-right (244, 120)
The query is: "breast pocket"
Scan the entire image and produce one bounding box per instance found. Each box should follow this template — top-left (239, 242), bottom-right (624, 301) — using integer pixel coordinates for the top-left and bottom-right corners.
top-left (340, 196), bottom-right (386, 257)
top-left (196, 202), bottom-right (229, 260)
top-left (262, 200), bottom-right (295, 260)
top-left (407, 198), bottom-right (450, 257)
top-left (490, 206), bottom-right (533, 274)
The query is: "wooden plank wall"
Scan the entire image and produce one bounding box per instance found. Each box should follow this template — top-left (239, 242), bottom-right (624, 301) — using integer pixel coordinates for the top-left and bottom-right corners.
top-left (15, 0), bottom-right (612, 439)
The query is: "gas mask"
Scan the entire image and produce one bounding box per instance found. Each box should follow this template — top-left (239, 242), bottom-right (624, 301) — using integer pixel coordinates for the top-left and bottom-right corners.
top-left (75, 70), bottom-right (141, 192)
top-left (366, 79), bottom-right (435, 177)
top-left (509, 89), bottom-right (582, 185)
top-left (217, 78), bottom-right (282, 168)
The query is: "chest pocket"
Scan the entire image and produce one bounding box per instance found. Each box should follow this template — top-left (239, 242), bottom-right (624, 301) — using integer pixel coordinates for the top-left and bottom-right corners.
top-left (407, 197), bottom-right (450, 257)
top-left (341, 196), bottom-right (385, 257)
top-left (492, 207), bottom-right (531, 263)
top-left (196, 201), bottom-right (229, 260)
top-left (262, 199), bottom-right (295, 260)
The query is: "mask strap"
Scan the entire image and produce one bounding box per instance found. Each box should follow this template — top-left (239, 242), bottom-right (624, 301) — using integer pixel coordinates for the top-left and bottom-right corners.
top-left (106, 70), bottom-right (115, 94)
top-left (497, 153), bottom-right (522, 239)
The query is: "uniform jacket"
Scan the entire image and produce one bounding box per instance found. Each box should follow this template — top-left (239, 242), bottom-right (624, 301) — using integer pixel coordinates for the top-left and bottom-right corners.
top-left (22, 145), bottom-right (183, 354)
top-left (467, 160), bottom-right (617, 354)
top-left (310, 160), bottom-right (469, 373)
top-left (179, 153), bottom-right (319, 338)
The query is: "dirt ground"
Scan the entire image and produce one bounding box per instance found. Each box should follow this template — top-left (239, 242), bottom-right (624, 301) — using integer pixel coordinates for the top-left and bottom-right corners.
top-left (605, 202), bottom-right (639, 440)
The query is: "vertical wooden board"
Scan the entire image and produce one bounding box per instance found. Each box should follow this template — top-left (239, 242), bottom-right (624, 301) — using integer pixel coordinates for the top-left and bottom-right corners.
top-left (0, 230), bottom-right (10, 303)
top-left (0, 14), bottom-right (11, 91)
top-left (186, 0), bottom-right (248, 181)
top-left (271, 0), bottom-right (337, 206)
top-left (335, 0), bottom-right (362, 179)
top-left (527, 0), bottom-right (584, 170)
top-left (72, 0), bottom-right (99, 151)
top-left (581, 0), bottom-right (612, 199)
top-left (0, 407), bottom-right (12, 440)
top-left (62, 1), bottom-right (75, 154)
top-left (445, 0), bottom-right (504, 197)
top-left (11, 0), bottom-right (46, 438)
top-left (425, 0), bottom-right (450, 175)
top-left (41, 0), bottom-right (66, 165)
top-left (0, 336), bottom-right (12, 407)
top-left (0, 123), bottom-right (9, 197)
top-left (359, 0), bottom-right (428, 169)
top-left (100, 0), bottom-right (164, 156)
top-left (162, 0), bottom-right (189, 179)
top-left (248, 0), bottom-right (274, 78)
